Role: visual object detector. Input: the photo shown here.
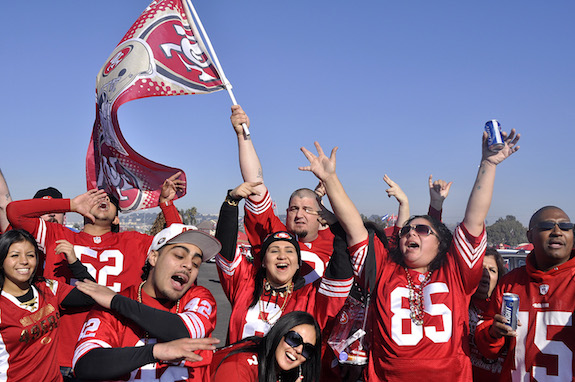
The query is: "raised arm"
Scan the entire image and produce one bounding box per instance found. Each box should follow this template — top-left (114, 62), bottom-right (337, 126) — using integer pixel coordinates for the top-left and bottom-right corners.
top-left (383, 174), bottom-right (410, 227)
top-left (0, 168), bottom-right (12, 233)
top-left (231, 105), bottom-right (266, 201)
top-left (299, 142), bottom-right (367, 247)
top-left (463, 129), bottom-right (520, 236)
top-left (427, 175), bottom-right (452, 221)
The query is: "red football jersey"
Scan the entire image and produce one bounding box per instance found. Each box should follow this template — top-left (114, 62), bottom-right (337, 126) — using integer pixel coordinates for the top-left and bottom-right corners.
top-left (244, 189), bottom-right (334, 285)
top-left (210, 342), bottom-right (258, 382)
top-left (215, 245), bottom-right (352, 344)
top-left (7, 198), bottom-right (181, 368)
top-left (349, 224), bottom-right (486, 381)
top-left (73, 283), bottom-right (216, 381)
top-left (0, 280), bottom-right (73, 381)
top-left (475, 253), bottom-right (575, 381)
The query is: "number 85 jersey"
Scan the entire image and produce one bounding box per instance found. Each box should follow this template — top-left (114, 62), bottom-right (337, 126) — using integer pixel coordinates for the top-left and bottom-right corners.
top-left (475, 253), bottom-right (575, 382)
top-left (349, 224), bottom-right (486, 382)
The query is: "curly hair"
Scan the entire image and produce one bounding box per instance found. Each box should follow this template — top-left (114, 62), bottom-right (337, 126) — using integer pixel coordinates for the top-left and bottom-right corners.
top-left (390, 215), bottom-right (453, 272)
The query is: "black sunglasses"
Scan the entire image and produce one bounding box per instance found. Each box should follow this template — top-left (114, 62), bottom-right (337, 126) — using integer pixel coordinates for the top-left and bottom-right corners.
top-left (535, 221), bottom-right (574, 231)
top-left (399, 224), bottom-right (437, 238)
top-left (284, 330), bottom-right (315, 360)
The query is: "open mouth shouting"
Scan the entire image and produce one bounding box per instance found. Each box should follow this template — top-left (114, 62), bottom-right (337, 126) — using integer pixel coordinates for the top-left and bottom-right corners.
top-left (171, 272), bottom-right (190, 291)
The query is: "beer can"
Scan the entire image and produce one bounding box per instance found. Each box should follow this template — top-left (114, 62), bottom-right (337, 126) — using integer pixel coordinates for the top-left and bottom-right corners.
top-left (501, 293), bottom-right (519, 330)
top-left (484, 120), bottom-right (504, 151)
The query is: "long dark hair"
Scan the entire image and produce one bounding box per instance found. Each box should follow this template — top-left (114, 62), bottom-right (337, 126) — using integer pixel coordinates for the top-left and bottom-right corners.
top-left (0, 229), bottom-right (43, 292)
top-left (215, 311), bottom-right (321, 382)
top-left (390, 215), bottom-right (453, 272)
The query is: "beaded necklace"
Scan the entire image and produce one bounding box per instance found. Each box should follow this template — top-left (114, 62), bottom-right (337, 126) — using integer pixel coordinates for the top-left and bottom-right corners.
top-left (259, 279), bottom-right (294, 324)
top-left (137, 281), bottom-right (180, 343)
top-left (404, 268), bottom-right (433, 325)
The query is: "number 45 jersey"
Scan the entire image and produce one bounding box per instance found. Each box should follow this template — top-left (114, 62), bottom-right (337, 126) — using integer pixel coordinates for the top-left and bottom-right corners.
top-left (475, 253), bottom-right (575, 382)
top-left (349, 224), bottom-right (486, 382)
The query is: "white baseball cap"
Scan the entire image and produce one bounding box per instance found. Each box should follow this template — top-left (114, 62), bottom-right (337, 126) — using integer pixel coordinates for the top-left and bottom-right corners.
top-left (149, 224), bottom-right (221, 263)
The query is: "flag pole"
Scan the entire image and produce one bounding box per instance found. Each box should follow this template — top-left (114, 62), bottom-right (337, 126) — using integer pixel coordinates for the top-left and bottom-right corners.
top-left (183, 0), bottom-right (250, 136)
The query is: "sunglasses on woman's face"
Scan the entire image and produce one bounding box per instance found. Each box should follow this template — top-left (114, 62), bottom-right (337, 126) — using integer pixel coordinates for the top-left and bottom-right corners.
top-left (399, 224), bottom-right (437, 238)
top-left (284, 330), bottom-right (315, 360)
top-left (534, 221), bottom-right (575, 231)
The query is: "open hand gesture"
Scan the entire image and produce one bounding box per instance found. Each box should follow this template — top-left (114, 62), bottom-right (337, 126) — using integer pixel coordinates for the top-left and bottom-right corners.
top-left (160, 172), bottom-right (186, 204)
top-left (70, 189), bottom-right (107, 223)
top-left (299, 142), bottom-right (338, 182)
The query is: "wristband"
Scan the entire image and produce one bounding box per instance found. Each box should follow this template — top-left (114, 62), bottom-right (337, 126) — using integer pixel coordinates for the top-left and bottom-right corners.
top-left (225, 189), bottom-right (241, 207)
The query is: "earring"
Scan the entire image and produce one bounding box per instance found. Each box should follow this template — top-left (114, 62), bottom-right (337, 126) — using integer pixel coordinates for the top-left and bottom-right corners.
top-left (297, 365), bottom-right (303, 381)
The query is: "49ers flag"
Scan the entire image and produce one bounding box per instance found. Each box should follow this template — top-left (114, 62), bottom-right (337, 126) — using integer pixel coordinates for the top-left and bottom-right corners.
top-left (86, 0), bottom-right (224, 211)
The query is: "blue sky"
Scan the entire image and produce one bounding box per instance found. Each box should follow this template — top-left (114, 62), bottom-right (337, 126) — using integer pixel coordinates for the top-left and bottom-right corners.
top-left (1, 1), bottom-right (573, 226)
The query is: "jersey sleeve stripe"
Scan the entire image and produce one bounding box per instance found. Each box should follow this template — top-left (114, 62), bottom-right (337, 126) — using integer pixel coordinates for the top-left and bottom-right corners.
top-left (35, 218), bottom-right (47, 252)
top-left (454, 226), bottom-right (487, 269)
top-left (350, 244), bottom-right (368, 277)
top-left (319, 277), bottom-right (353, 297)
top-left (72, 340), bottom-right (112, 367)
top-left (245, 192), bottom-right (272, 215)
top-left (215, 249), bottom-right (242, 276)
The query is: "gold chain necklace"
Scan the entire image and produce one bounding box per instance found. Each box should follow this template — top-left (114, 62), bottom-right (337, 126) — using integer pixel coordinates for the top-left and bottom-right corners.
top-left (259, 280), bottom-right (293, 324)
top-left (404, 268), bottom-right (433, 325)
top-left (137, 281), bottom-right (181, 343)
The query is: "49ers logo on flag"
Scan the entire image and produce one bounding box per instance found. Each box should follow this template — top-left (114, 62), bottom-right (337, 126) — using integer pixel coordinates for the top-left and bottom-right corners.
top-left (86, 0), bottom-right (224, 211)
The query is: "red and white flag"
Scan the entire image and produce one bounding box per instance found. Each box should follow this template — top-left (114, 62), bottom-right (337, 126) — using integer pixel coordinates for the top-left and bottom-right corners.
top-left (86, 0), bottom-right (224, 211)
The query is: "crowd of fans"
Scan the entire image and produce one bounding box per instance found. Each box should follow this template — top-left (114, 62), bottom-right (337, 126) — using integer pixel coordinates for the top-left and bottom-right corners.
top-left (0, 105), bottom-right (574, 382)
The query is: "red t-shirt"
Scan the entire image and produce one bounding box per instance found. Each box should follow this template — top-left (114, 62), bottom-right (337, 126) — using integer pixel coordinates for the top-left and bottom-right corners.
top-left (349, 223), bottom-right (486, 381)
top-left (0, 280), bottom-right (73, 381)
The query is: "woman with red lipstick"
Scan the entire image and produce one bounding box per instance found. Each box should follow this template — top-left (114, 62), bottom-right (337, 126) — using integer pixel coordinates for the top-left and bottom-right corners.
top-left (468, 247), bottom-right (507, 381)
top-left (214, 182), bottom-right (353, 344)
top-left (211, 311), bottom-right (321, 382)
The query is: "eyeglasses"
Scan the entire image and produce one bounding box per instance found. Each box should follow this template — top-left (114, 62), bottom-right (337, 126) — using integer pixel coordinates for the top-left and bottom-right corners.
top-left (399, 224), bottom-right (437, 238)
top-left (287, 206), bottom-right (319, 215)
top-left (534, 221), bottom-right (574, 231)
top-left (284, 330), bottom-right (315, 360)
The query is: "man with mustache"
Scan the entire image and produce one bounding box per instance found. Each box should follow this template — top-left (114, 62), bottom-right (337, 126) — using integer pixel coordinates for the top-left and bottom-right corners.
top-left (73, 224), bottom-right (221, 381)
top-left (475, 206), bottom-right (575, 381)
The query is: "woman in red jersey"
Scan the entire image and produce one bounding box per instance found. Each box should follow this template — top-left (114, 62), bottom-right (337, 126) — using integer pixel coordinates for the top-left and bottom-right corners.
top-left (214, 182), bottom-right (353, 344)
top-left (298, 131), bottom-right (519, 382)
top-left (0, 229), bottom-right (99, 381)
top-left (212, 311), bottom-right (321, 382)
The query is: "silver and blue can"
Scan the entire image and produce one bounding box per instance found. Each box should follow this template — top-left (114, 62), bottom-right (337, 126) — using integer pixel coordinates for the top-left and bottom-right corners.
top-left (485, 120), bottom-right (504, 151)
top-left (501, 293), bottom-right (519, 330)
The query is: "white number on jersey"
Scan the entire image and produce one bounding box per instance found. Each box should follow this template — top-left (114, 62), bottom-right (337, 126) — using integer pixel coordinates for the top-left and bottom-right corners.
top-left (71, 246), bottom-right (125, 292)
top-left (390, 282), bottom-right (452, 346)
top-left (241, 302), bottom-right (283, 338)
top-left (78, 318), bottom-right (101, 339)
top-left (300, 249), bottom-right (326, 285)
top-left (513, 310), bottom-right (573, 381)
